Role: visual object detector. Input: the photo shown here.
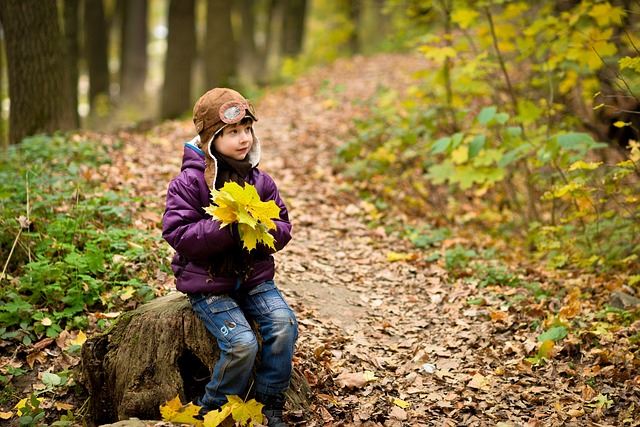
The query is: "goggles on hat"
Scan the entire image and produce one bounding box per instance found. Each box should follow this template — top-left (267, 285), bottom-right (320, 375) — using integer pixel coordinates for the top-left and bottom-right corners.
top-left (219, 100), bottom-right (257, 124)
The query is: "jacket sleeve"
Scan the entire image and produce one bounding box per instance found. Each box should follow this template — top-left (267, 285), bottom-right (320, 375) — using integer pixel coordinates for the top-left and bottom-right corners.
top-left (257, 174), bottom-right (292, 254)
top-left (162, 174), bottom-right (237, 261)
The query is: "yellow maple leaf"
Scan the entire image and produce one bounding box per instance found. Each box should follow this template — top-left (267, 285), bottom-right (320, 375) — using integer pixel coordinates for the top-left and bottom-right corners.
top-left (205, 182), bottom-right (280, 251)
top-left (159, 395), bottom-right (203, 426)
top-left (451, 8), bottom-right (478, 29)
top-left (392, 398), bottom-right (411, 409)
top-left (70, 331), bottom-right (87, 346)
top-left (203, 406), bottom-right (232, 427)
top-left (227, 396), bottom-right (264, 426)
top-left (15, 397), bottom-right (41, 416)
top-left (537, 339), bottom-right (555, 358)
top-left (247, 200), bottom-right (280, 230)
top-left (613, 120), bottom-right (631, 128)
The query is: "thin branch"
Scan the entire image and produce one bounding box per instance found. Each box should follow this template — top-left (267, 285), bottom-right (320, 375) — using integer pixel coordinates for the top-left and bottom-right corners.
top-left (484, 7), bottom-right (519, 116)
top-left (0, 229), bottom-right (21, 283)
top-left (625, 30), bottom-right (640, 55)
top-left (592, 46), bottom-right (640, 103)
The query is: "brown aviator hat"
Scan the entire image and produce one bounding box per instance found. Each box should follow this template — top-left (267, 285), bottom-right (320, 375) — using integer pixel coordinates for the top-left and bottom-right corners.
top-left (191, 88), bottom-right (261, 189)
top-left (193, 87), bottom-right (258, 147)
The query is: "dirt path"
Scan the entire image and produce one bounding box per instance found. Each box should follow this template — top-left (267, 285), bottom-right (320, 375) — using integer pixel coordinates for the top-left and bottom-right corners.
top-left (131, 53), bottom-right (637, 426)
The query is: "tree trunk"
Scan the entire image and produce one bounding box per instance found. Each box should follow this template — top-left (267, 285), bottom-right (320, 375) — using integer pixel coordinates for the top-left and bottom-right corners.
top-left (64, 0), bottom-right (80, 127)
top-left (0, 0), bottom-right (75, 145)
top-left (161, 0), bottom-right (196, 120)
top-left (236, 0), bottom-right (258, 84)
top-left (84, 0), bottom-right (110, 112)
top-left (348, 0), bottom-right (361, 54)
top-left (0, 22), bottom-right (6, 150)
top-left (81, 293), bottom-right (310, 424)
top-left (119, 0), bottom-right (147, 103)
top-left (280, 0), bottom-right (307, 58)
top-left (258, 0), bottom-right (281, 85)
top-left (204, 0), bottom-right (236, 88)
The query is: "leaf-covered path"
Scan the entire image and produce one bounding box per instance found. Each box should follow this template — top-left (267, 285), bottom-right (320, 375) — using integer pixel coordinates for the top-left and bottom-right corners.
top-left (120, 53), bottom-right (638, 426)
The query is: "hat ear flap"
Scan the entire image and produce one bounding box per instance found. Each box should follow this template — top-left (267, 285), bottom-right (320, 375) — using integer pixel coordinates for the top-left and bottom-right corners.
top-left (204, 155), bottom-right (218, 190)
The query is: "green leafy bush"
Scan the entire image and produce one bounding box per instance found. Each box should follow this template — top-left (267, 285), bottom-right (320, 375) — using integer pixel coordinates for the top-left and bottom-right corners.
top-left (0, 135), bottom-right (169, 344)
top-left (334, 1), bottom-right (640, 275)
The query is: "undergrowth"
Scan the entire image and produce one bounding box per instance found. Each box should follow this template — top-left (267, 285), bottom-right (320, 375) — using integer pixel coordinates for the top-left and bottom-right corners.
top-left (0, 134), bottom-right (170, 346)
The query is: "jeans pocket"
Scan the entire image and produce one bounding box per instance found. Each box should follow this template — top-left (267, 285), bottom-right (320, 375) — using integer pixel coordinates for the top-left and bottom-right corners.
top-left (247, 281), bottom-right (291, 315)
top-left (191, 295), bottom-right (249, 343)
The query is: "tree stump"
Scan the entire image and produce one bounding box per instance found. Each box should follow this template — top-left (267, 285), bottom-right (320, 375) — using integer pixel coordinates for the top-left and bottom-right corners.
top-left (81, 292), bottom-right (310, 425)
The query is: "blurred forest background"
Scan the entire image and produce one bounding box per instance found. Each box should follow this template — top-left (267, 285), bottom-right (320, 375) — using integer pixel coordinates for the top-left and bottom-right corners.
top-left (1, 0), bottom-right (640, 424)
top-left (0, 0), bottom-right (408, 147)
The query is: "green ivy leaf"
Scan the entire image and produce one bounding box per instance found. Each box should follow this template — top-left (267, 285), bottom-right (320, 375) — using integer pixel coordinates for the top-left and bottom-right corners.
top-left (477, 106), bottom-right (497, 125)
top-left (537, 326), bottom-right (568, 342)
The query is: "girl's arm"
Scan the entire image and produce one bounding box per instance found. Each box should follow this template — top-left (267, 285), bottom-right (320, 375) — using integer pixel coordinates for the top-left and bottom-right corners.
top-left (162, 176), bottom-right (237, 261)
top-left (257, 174), bottom-right (292, 254)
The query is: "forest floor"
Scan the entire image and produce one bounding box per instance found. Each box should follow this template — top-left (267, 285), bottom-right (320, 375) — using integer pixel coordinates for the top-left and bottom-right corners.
top-left (119, 52), bottom-right (637, 426)
top-left (5, 53), bottom-right (638, 427)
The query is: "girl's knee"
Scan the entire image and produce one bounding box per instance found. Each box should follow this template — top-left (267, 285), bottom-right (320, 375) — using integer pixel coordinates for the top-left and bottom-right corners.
top-left (267, 308), bottom-right (298, 344)
top-left (228, 331), bottom-right (259, 361)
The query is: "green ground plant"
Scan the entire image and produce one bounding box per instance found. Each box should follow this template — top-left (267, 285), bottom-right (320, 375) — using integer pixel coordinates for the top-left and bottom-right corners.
top-left (335, 0), bottom-right (640, 276)
top-left (0, 135), bottom-right (170, 345)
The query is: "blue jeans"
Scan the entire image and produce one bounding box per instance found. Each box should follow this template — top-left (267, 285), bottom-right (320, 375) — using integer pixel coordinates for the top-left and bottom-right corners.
top-left (188, 280), bottom-right (298, 410)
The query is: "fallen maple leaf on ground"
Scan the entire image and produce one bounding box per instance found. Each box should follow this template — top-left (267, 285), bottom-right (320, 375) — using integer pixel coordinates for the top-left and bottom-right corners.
top-left (335, 371), bottom-right (377, 388)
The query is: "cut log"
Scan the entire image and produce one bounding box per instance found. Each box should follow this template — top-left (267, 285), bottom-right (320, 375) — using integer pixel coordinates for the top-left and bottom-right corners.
top-left (81, 292), bottom-right (310, 425)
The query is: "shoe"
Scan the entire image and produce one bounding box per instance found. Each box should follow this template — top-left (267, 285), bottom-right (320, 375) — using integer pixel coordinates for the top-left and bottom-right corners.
top-left (257, 393), bottom-right (288, 427)
top-left (263, 408), bottom-right (288, 427)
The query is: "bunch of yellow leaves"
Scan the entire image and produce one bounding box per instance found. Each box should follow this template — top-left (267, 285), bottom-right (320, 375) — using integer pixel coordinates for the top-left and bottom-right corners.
top-left (160, 395), bottom-right (264, 427)
top-left (204, 182), bottom-right (281, 251)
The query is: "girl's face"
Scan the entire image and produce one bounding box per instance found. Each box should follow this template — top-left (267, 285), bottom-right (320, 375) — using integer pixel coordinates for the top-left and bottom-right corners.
top-left (213, 121), bottom-right (254, 160)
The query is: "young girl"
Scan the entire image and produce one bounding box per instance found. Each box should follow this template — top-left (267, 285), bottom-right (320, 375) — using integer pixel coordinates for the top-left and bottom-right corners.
top-left (162, 88), bottom-right (297, 426)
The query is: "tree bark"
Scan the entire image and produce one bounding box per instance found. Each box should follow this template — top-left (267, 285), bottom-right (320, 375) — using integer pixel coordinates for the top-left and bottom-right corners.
top-left (161, 0), bottom-right (196, 120)
top-left (204, 0), bottom-right (236, 88)
top-left (81, 293), bottom-right (310, 424)
top-left (236, 0), bottom-right (258, 83)
top-left (280, 0), bottom-right (307, 58)
top-left (348, 0), bottom-right (361, 54)
top-left (0, 22), bottom-right (6, 149)
top-left (63, 0), bottom-right (80, 127)
top-left (119, 0), bottom-right (147, 102)
top-left (84, 0), bottom-right (110, 112)
top-left (0, 0), bottom-right (75, 144)
top-left (258, 0), bottom-right (281, 85)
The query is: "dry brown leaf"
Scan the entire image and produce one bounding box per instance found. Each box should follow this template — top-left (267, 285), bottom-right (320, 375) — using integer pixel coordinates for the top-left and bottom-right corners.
top-left (468, 373), bottom-right (491, 390)
top-left (32, 337), bottom-right (54, 352)
top-left (489, 311), bottom-right (508, 322)
top-left (389, 406), bottom-right (408, 420)
top-left (567, 408), bottom-right (585, 417)
top-left (26, 351), bottom-right (48, 369)
top-left (54, 402), bottom-right (74, 411)
top-left (335, 371), bottom-right (376, 388)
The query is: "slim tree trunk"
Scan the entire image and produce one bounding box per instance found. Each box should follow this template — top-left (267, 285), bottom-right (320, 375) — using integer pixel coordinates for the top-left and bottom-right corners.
top-left (161, 0), bottom-right (196, 120)
top-left (348, 0), bottom-right (361, 54)
top-left (280, 0), bottom-right (307, 58)
top-left (64, 0), bottom-right (80, 127)
top-left (258, 0), bottom-right (280, 84)
top-left (204, 0), bottom-right (236, 88)
top-left (0, 23), bottom-right (6, 150)
top-left (237, 0), bottom-right (258, 83)
top-left (84, 0), bottom-right (110, 112)
top-left (119, 0), bottom-right (147, 102)
top-left (0, 0), bottom-right (75, 144)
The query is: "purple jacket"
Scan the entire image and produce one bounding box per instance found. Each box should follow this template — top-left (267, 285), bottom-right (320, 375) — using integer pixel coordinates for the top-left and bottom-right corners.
top-left (162, 144), bottom-right (292, 294)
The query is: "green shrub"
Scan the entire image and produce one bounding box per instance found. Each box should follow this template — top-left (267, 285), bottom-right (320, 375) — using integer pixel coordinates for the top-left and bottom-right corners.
top-left (0, 135), bottom-right (169, 344)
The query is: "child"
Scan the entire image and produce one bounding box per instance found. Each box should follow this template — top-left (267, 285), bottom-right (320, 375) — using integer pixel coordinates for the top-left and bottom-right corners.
top-left (162, 88), bottom-right (297, 426)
